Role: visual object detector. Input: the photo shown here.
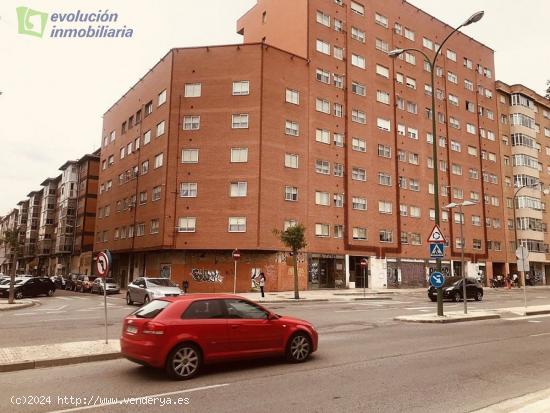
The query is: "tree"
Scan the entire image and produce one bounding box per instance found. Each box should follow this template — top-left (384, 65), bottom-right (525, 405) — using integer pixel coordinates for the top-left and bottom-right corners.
top-left (273, 224), bottom-right (307, 299)
top-left (0, 228), bottom-right (20, 304)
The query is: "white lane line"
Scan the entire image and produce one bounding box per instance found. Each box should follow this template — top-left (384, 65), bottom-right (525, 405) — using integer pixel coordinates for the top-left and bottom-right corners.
top-left (405, 307), bottom-right (434, 310)
top-left (530, 332), bottom-right (550, 337)
top-left (35, 305), bottom-right (68, 312)
top-left (13, 312), bottom-right (39, 316)
top-left (54, 297), bottom-right (74, 301)
top-left (334, 309), bottom-right (372, 313)
top-left (46, 383), bottom-right (230, 413)
top-left (45, 311), bottom-right (66, 314)
top-left (33, 316), bottom-right (103, 322)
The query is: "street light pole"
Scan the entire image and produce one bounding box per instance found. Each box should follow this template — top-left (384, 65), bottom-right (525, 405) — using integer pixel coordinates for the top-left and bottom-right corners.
top-left (388, 11), bottom-right (484, 317)
top-left (459, 203), bottom-right (467, 314)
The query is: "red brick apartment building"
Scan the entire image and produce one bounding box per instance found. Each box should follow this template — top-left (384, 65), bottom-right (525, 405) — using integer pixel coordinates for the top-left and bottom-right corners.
top-left (95, 0), bottom-right (511, 292)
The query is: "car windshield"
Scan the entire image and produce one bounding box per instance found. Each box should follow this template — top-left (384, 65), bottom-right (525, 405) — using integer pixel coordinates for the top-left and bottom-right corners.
top-left (451, 280), bottom-right (462, 287)
top-left (147, 279), bottom-right (177, 287)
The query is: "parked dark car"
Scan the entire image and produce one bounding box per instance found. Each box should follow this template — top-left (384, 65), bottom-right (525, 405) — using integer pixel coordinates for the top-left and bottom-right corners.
top-left (0, 277), bottom-right (55, 299)
top-left (428, 278), bottom-right (483, 302)
top-left (64, 274), bottom-right (79, 291)
top-left (75, 275), bottom-right (98, 293)
top-left (121, 294), bottom-right (318, 380)
top-left (91, 278), bottom-right (120, 295)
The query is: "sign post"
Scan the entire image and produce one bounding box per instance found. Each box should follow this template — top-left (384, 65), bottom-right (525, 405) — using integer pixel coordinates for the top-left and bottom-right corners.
top-left (428, 225), bottom-right (447, 317)
top-left (516, 246), bottom-right (530, 310)
top-left (360, 258), bottom-right (368, 298)
top-left (232, 249), bottom-right (240, 294)
top-left (96, 251), bottom-right (111, 344)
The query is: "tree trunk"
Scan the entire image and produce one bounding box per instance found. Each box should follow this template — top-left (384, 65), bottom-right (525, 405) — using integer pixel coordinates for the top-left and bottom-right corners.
top-left (8, 249), bottom-right (17, 304)
top-left (293, 249), bottom-right (299, 299)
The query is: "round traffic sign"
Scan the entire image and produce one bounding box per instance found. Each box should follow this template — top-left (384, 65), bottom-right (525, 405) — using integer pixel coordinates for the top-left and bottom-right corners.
top-left (360, 258), bottom-right (368, 268)
top-left (232, 249), bottom-right (241, 260)
top-left (430, 271), bottom-right (445, 288)
top-left (96, 252), bottom-right (109, 277)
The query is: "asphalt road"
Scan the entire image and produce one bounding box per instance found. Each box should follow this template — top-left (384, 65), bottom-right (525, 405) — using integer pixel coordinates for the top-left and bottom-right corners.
top-left (1, 287), bottom-right (549, 346)
top-left (2, 288), bottom-right (550, 412)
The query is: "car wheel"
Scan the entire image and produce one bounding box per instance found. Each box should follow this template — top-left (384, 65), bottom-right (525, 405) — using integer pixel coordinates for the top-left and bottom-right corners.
top-left (166, 343), bottom-right (202, 380)
top-left (15, 291), bottom-right (24, 300)
top-left (475, 291), bottom-right (483, 301)
top-left (429, 296), bottom-right (437, 302)
top-left (144, 295), bottom-right (150, 304)
top-left (47, 289), bottom-right (54, 297)
top-left (454, 292), bottom-right (462, 302)
top-left (286, 332), bottom-right (312, 363)
top-left (126, 293), bottom-right (133, 305)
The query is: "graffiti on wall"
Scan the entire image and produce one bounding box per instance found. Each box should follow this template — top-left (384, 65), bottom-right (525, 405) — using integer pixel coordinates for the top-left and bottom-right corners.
top-left (251, 268), bottom-right (261, 289)
top-left (191, 269), bottom-right (224, 283)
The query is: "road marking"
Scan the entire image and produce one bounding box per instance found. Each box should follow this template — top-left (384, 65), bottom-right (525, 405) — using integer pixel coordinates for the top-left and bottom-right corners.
top-left (35, 305), bottom-right (67, 312)
top-left (528, 320), bottom-right (543, 323)
top-left (503, 314), bottom-right (550, 321)
top-left (46, 383), bottom-right (230, 413)
top-left (54, 297), bottom-right (74, 301)
top-left (405, 307), bottom-right (434, 310)
top-left (13, 312), bottom-right (38, 316)
top-left (530, 332), bottom-right (550, 337)
top-left (334, 309), bottom-right (373, 313)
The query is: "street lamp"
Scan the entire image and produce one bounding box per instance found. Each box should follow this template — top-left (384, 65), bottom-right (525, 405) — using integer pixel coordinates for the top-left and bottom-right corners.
top-left (512, 182), bottom-right (550, 309)
top-left (388, 11), bottom-right (484, 317)
top-left (445, 200), bottom-right (477, 314)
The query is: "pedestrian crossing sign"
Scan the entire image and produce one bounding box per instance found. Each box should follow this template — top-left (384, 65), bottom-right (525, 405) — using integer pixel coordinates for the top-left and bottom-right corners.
top-left (429, 243), bottom-right (445, 258)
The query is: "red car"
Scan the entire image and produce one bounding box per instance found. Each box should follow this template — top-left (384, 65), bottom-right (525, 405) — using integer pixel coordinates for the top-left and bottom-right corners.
top-left (120, 294), bottom-right (318, 380)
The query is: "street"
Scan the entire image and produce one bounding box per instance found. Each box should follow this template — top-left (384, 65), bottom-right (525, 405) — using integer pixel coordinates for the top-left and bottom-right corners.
top-left (1, 289), bottom-right (550, 412)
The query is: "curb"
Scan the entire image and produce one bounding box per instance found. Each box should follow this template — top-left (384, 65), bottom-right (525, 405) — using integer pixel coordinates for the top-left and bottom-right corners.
top-left (0, 352), bottom-right (122, 373)
top-left (394, 314), bottom-right (500, 324)
top-left (525, 309), bottom-right (550, 316)
top-left (256, 298), bottom-right (331, 304)
top-left (0, 300), bottom-right (36, 312)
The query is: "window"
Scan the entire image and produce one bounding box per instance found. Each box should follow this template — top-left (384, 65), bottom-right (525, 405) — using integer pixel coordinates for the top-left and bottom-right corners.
top-left (448, 94), bottom-right (459, 106)
top-left (143, 130), bottom-right (151, 145)
top-left (285, 120), bottom-right (299, 136)
top-left (316, 98), bottom-right (330, 114)
top-left (284, 220), bottom-right (297, 231)
top-left (184, 83), bottom-right (201, 97)
top-left (316, 39), bottom-right (330, 55)
top-left (446, 50), bottom-right (456, 61)
top-left (154, 153), bottom-right (163, 169)
top-left (334, 193), bottom-right (344, 208)
top-left (183, 116), bottom-right (200, 130)
top-left (452, 164), bottom-right (463, 175)
top-left (351, 1), bottom-right (365, 15)
top-left (406, 77), bottom-right (416, 89)
top-left (451, 141), bottom-right (461, 152)
top-left (228, 217), bottom-right (246, 232)
top-left (353, 227), bottom-right (367, 240)
top-left (334, 133), bottom-right (344, 147)
top-left (315, 160), bottom-right (330, 175)
top-left (156, 121), bottom-right (165, 137)
top-left (136, 223), bottom-right (145, 237)
top-left (316, 10), bottom-right (330, 27)
top-left (352, 110), bottom-right (366, 124)
top-left (333, 74), bottom-right (344, 89)
top-left (158, 89), bottom-right (167, 106)
top-left (107, 155), bottom-right (114, 166)
top-left (231, 148), bottom-right (248, 163)
top-left (141, 160), bottom-right (149, 175)
top-left (315, 224), bottom-right (330, 237)
top-left (315, 191), bottom-right (330, 206)
top-left (232, 114), bottom-right (249, 129)
top-left (375, 38), bottom-right (389, 52)
top-left (230, 182), bottom-right (248, 197)
top-left (352, 197), bottom-right (367, 210)
top-left (334, 225), bottom-right (343, 238)
top-left (378, 201), bottom-right (392, 214)
top-left (351, 54), bottom-right (366, 69)
top-left (233, 80), bottom-right (250, 96)
top-left (150, 219), bottom-right (160, 234)
top-left (316, 69), bottom-right (330, 84)
top-left (334, 103), bottom-right (343, 117)
top-left (352, 138), bottom-right (366, 152)
top-left (404, 28), bottom-right (415, 41)
top-left (152, 186), bottom-right (162, 201)
top-left (376, 65), bottom-right (389, 78)
top-left (404, 52), bottom-right (416, 65)
top-left (377, 90), bottom-right (390, 104)
top-left (182, 299), bottom-right (226, 319)
top-left (182, 149), bottom-right (199, 163)
top-left (120, 147), bottom-right (125, 160)
top-left (378, 144), bottom-right (391, 158)
top-left (447, 71), bottom-right (458, 84)
top-left (378, 173), bottom-right (391, 186)
top-left (351, 27), bottom-right (365, 43)
top-left (352, 167), bottom-right (366, 181)
top-left (285, 89), bottom-right (300, 105)
top-left (180, 183), bottom-right (197, 198)
top-left (127, 141), bottom-right (133, 155)
top-left (334, 163), bottom-right (344, 177)
top-left (352, 82), bottom-right (366, 96)
top-left (285, 186), bottom-right (298, 201)
top-left (377, 118), bottom-right (391, 131)
top-left (316, 129), bottom-right (330, 144)
top-left (375, 13), bottom-right (388, 28)
top-left (285, 153), bottom-right (299, 169)
top-left (423, 37), bottom-right (433, 50)
top-left (333, 46), bottom-right (344, 60)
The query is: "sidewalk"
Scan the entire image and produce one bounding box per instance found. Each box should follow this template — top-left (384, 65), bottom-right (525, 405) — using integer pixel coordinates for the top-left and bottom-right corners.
top-left (0, 340), bottom-right (121, 373)
top-left (474, 387), bottom-right (550, 412)
top-left (0, 299), bottom-right (35, 311)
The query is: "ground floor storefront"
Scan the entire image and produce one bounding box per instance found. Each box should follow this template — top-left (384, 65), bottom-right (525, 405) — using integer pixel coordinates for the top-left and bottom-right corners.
top-left (93, 249), bottom-right (547, 292)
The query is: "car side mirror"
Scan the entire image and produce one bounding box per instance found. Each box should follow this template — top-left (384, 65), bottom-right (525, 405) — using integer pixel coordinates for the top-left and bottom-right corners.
top-left (267, 313), bottom-right (278, 321)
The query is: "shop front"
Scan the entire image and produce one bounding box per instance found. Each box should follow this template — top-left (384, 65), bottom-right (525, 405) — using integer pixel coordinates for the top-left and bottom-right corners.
top-left (308, 254), bottom-right (346, 289)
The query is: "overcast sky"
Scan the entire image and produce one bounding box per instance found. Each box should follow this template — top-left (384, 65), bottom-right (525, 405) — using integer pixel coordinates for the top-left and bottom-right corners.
top-left (1, 0), bottom-right (549, 215)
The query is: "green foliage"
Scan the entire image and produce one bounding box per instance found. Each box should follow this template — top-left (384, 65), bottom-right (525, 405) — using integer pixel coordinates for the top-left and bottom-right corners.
top-left (0, 228), bottom-right (19, 250)
top-left (273, 224), bottom-right (307, 253)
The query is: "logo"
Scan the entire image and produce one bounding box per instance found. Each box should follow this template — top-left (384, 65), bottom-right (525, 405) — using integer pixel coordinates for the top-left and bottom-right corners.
top-left (16, 6), bottom-right (48, 38)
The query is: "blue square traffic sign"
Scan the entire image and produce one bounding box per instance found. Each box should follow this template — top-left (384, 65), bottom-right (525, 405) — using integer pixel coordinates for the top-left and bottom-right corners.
top-left (429, 243), bottom-right (445, 258)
